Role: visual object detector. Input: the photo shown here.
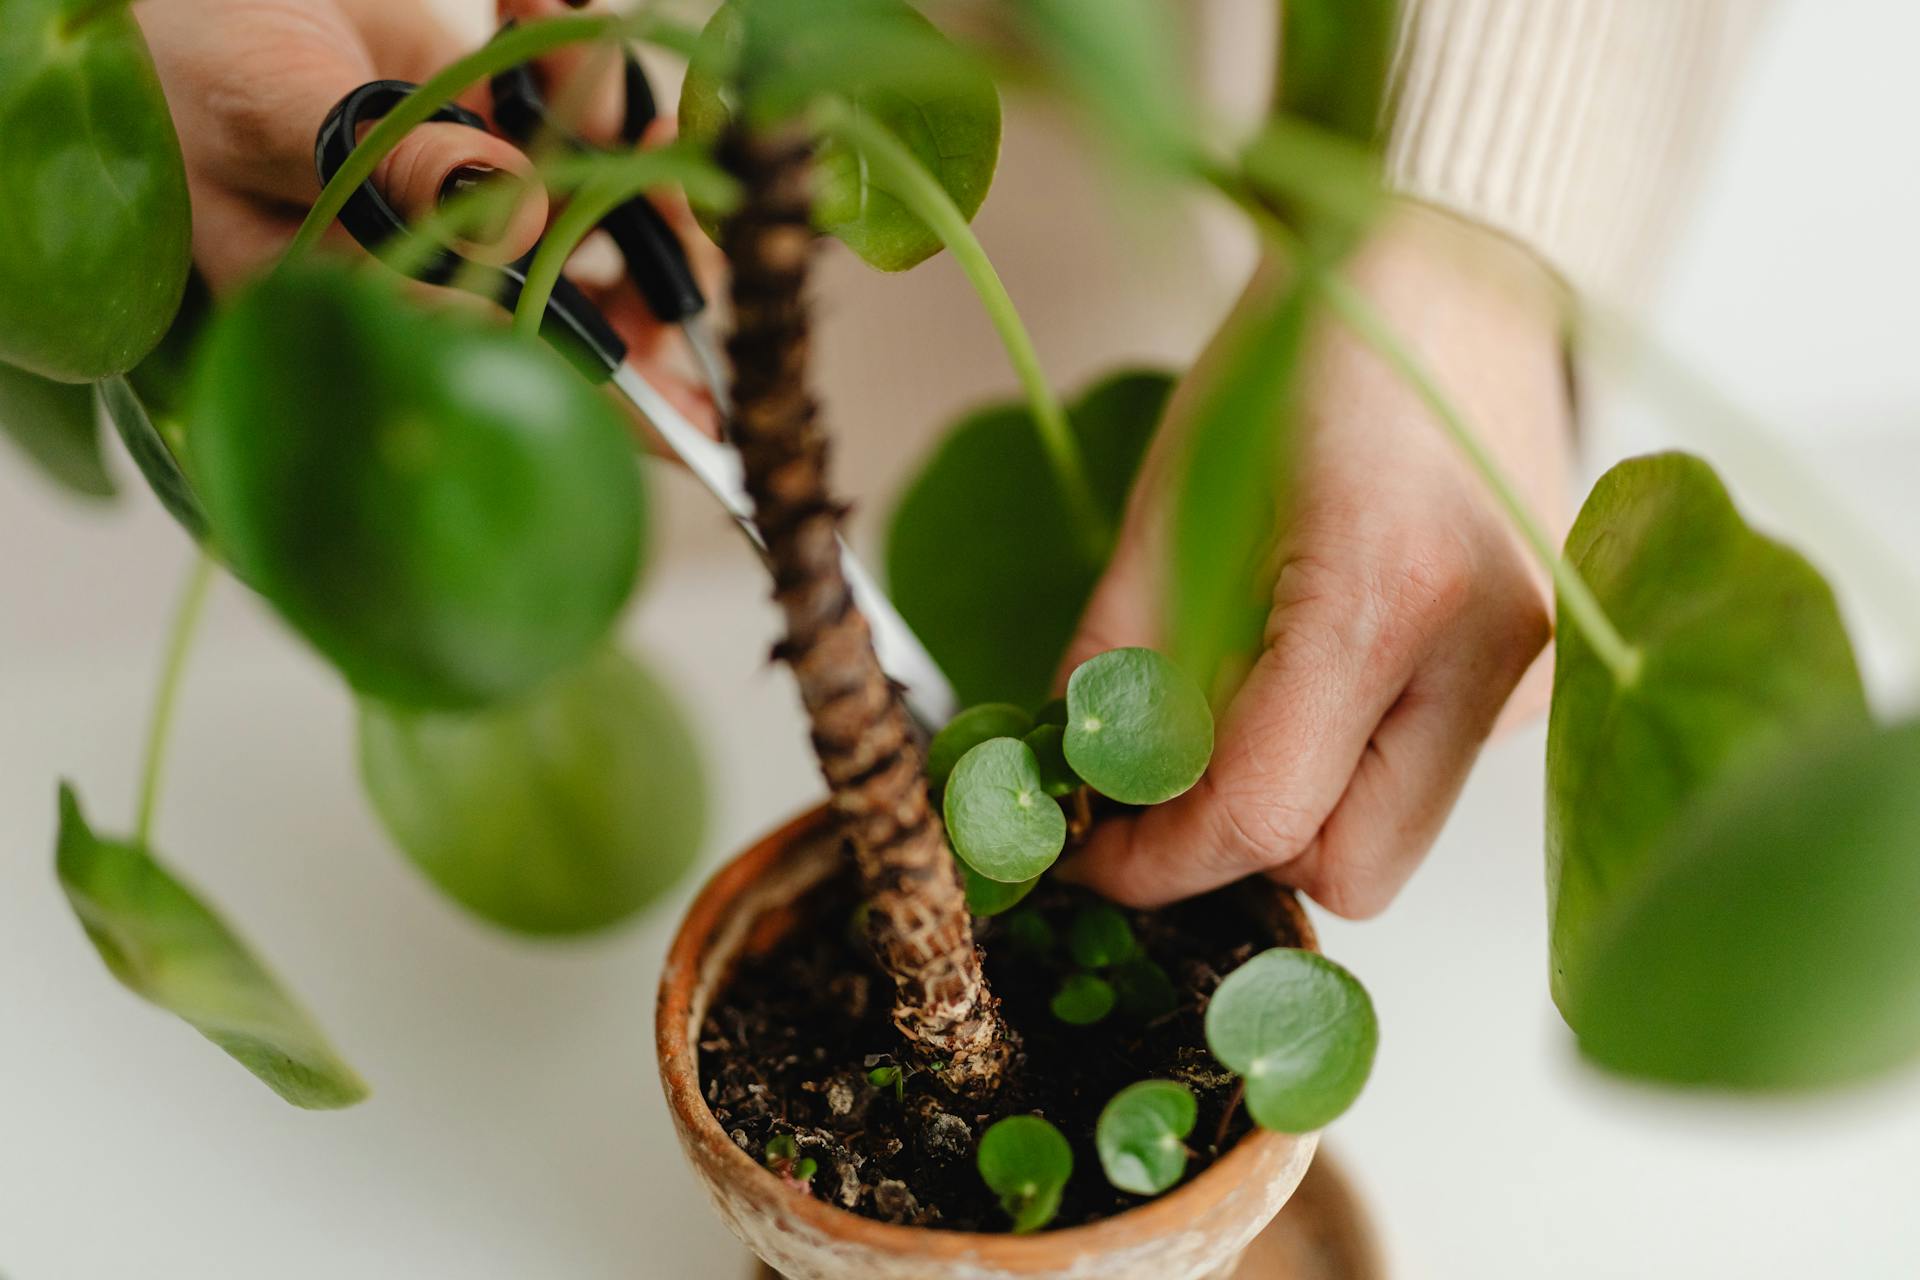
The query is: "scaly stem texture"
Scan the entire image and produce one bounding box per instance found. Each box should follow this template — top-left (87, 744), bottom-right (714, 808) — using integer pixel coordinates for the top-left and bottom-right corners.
top-left (719, 124), bottom-right (1011, 1098)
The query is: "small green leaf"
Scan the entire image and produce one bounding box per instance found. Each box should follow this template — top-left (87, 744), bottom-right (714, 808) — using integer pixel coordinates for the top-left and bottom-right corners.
top-left (358, 648), bottom-right (706, 936)
top-left (1205, 948), bottom-right (1377, 1133)
top-left (1574, 718), bottom-right (1920, 1091)
top-left (1064, 648), bottom-right (1213, 805)
top-left (1096, 1080), bottom-right (1196, 1195)
top-left (977, 1114), bottom-right (1072, 1234)
top-left (1068, 903), bottom-right (1138, 969)
top-left (867, 1064), bottom-right (906, 1102)
top-left (1167, 278), bottom-right (1313, 700)
top-left (1548, 454), bottom-right (1869, 1020)
top-left (187, 264), bottom-right (644, 710)
top-left (679, 0), bottom-right (1000, 272)
top-left (928, 702), bottom-right (1033, 789)
top-left (54, 782), bottom-right (367, 1109)
top-left (792, 1157), bottom-right (818, 1182)
top-left (1021, 724), bottom-right (1080, 797)
top-left (1111, 957), bottom-right (1179, 1021)
top-left (1004, 908), bottom-right (1056, 957)
top-left (943, 738), bottom-right (1067, 883)
top-left (97, 374), bottom-right (208, 539)
top-left (0, 360), bottom-right (114, 498)
top-left (960, 858), bottom-right (1041, 916)
top-left (765, 1133), bottom-right (800, 1162)
top-left (888, 369), bottom-right (1173, 707)
top-left (1050, 972), bottom-right (1116, 1025)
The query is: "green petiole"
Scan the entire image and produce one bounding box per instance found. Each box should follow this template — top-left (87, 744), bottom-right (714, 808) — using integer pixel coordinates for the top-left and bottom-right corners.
top-left (810, 97), bottom-right (1111, 566)
top-left (135, 553), bottom-right (216, 844)
top-left (283, 12), bottom-right (699, 264)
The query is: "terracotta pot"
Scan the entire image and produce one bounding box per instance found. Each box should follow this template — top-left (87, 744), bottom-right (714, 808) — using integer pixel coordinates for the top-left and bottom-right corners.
top-left (657, 806), bottom-right (1325, 1280)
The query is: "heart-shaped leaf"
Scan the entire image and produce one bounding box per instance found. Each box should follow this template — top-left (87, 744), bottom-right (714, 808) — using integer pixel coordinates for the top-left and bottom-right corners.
top-left (927, 702), bottom-right (1033, 789)
top-left (0, 361), bottom-right (113, 498)
top-left (1547, 453), bottom-right (1868, 1018)
top-left (888, 369), bottom-right (1173, 707)
top-left (1573, 718), bottom-right (1920, 1090)
top-left (98, 374), bottom-right (208, 538)
top-left (187, 264), bottom-right (644, 710)
top-left (1068, 903), bottom-right (1137, 969)
top-left (943, 737), bottom-right (1066, 883)
top-left (1050, 972), bottom-right (1116, 1025)
top-left (679, 0), bottom-right (1000, 272)
top-left (977, 1114), bottom-right (1072, 1233)
top-left (54, 783), bottom-right (367, 1109)
top-left (1205, 947), bottom-right (1377, 1133)
top-left (1096, 1079), bottom-right (1196, 1195)
top-left (358, 648), bottom-right (706, 936)
top-left (1064, 647), bottom-right (1213, 805)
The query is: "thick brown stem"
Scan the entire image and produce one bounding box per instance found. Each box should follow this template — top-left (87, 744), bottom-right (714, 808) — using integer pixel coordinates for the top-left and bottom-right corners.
top-left (719, 124), bottom-right (1012, 1097)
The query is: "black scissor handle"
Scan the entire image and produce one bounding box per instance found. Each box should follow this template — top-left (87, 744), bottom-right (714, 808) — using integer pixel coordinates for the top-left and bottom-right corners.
top-left (488, 26), bottom-right (706, 326)
top-left (313, 79), bottom-right (627, 379)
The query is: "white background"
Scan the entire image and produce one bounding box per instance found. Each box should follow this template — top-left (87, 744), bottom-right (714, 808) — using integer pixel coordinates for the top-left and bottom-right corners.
top-left (3, 1), bottom-right (1919, 1275)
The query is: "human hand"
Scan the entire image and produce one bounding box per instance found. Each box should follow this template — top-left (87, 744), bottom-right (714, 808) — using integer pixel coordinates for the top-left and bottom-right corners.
top-left (1059, 208), bottom-right (1570, 918)
top-left (135, 0), bottom-right (719, 432)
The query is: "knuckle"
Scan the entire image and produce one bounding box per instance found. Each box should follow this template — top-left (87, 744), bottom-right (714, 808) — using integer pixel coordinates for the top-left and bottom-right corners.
top-left (1199, 778), bottom-right (1320, 880)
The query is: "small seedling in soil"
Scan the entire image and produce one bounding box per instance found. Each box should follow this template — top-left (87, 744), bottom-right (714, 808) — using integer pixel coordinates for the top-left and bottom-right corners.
top-left (764, 1133), bottom-right (819, 1187)
top-left (1050, 972), bottom-right (1117, 1025)
top-left (866, 1063), bottom-right (907, 1104)
top-left (977, 1115), bottom-right (1073, 1234)
top-left (1069, 903), bottom-right (1139, 969)
top-left (1096, 1080), bottom-right (1198, 1196)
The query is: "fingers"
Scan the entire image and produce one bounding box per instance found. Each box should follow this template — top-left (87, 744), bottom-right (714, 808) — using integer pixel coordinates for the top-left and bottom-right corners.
top-left (369, 123), bottom-right (548, 264)
top-left (498, 0), bottom-right (627, 143)
top-left (1059, 550), bottom-right (1419, 908)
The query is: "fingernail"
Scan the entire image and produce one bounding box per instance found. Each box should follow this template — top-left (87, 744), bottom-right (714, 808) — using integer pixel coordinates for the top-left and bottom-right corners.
top-left (438, 164), bottom-right (499, 207)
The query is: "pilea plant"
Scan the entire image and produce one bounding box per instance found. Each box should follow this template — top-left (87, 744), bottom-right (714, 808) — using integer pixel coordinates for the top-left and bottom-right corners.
top-left (4, 0), bottom-right (1919, 1258)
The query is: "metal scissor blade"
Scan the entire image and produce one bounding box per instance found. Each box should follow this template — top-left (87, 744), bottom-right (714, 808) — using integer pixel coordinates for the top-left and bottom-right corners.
top-left (610, 364), bottom-right (959, 732)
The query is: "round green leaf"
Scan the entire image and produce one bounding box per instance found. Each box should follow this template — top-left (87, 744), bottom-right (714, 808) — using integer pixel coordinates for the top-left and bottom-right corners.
top-left (1111, 957), bottom-right (1179, 1021)
top-left (977, 1114), bottom-right (1072, 1234)
top-left (54, 783), bottom-right (367, 1109)
top-left (888, 369), bottom-right (1173, 707)
top-left (960, 858), bottom-right (1041, 917)
top-left (1205, 948), bottom-right (1377, 1133)
top-left (679, 0), bottom-right (1000, 272)
top-left (0, 361), bottom-right (113, 498)
top-left (187, 265), bottom-right (644, 710)
top-left (1021, 724), bottom-right (1080, 797)
top-left (1050, 972), bottom-right (1115, 1025)
top-left (0, 0), bottom-right (192, 380)
top-left (1547, 454), bottom-right (1869, 1018)
top-left (358, 648), bottom-right (706, 936)
top-left (1068, 903), bottom-right (1137, 969)
top-left (1096, 1080), bottom-right (1196, 1195)
top-left (1003, 907), bottom-right (1056, 958)
top-left (1064, 648), bottom-right (1213, 805)
top-left (1574, 718), bottom-right (1920, 1090)
top-left (943, 738), bottom-right (1066, 884)
top-left (928, 702), bottom-right (1033, 789)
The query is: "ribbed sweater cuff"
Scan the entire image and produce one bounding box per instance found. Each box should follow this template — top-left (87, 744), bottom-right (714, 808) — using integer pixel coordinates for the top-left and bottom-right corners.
top-left (1382, 0), bottom-right (1769, 301)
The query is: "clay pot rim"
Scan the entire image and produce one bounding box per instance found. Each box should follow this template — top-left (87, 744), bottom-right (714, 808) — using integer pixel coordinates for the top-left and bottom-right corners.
top-left (656, 804), bottom-right (1318, 1261)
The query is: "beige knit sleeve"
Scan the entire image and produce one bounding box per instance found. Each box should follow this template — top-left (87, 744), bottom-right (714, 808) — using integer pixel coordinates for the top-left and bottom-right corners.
top-left (1382, 0), bottom-right (1773, 301)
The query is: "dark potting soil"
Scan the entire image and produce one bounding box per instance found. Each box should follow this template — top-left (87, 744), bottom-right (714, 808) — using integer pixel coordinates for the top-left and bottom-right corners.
top-left (697, 866), bottom-right (1299, 1232)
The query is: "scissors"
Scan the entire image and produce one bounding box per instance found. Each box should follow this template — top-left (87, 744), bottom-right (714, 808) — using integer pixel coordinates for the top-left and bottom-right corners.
top-left (313, 47), bottom-right (958, 732)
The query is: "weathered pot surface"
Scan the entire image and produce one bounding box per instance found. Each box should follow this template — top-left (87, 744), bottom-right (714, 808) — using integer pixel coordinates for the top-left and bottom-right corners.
top-left (656, 805), bottom-right (1324, 1280)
